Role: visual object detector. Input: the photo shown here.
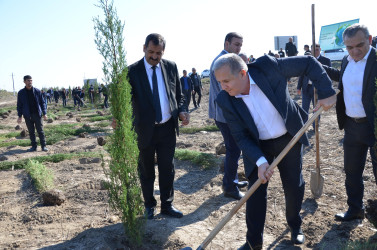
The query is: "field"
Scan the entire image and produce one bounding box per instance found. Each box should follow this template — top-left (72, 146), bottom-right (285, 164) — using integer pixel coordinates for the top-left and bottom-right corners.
top-left (0, 78), bottom-right (376, 250)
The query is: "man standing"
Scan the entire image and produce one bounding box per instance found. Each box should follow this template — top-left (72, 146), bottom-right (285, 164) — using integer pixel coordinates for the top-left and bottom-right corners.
top-left (209, 32), bottom-right (248, 200)
top-left (127, 33), bottom-right (189, 220)
top-left (303, 44), bottom-right (311, 55)
top-left (297, 43), bottom-right (331, 124)
top-left (17, 75), bottom-right (48, 152)
top-left (180, 70), bottom-right (193, 109)
top-left (213, 53), bottom-right (336, 250)
top-left (285, 37), bottom-right (298, 57)
top-left (190, 68), bottom-right (202, 108)
top-left (89, 84), bottom-right (95, 104)
top-left (100, 83), bottom-right (109, 108)
top-left (323, 24), bottom-right (377, 222)
top-left (278, 48), bottom-right (285, 58)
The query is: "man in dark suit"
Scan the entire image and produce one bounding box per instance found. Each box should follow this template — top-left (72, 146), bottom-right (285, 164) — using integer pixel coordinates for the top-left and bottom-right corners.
top-left (285, 37), bottom-right (298, 57)
top-left (180, 70), bottom-right (193, 109)
top-left (190, 68), bottom-right (202, 108)
top-left (322, 24), bottom-right (377, 222)
top-left (213, 53), bottom-right (336, 249)
top-left (127, 33), bottom-right (189, 220)
top-left (297, 43), bottom-right (331, 124)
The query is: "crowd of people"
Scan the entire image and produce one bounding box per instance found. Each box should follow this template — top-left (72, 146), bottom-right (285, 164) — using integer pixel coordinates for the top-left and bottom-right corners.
top-left (16, 23), bottom-right (376, 249)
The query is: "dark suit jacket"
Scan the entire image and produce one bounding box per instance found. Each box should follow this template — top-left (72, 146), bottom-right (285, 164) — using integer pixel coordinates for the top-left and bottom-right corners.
top-left (297, 55), bottom-right (332, 95)
top-left (323, 46), bottom-right (377, 130)
top-left (17, 87), bottom-right (46, 119)
top-left (216, 55), bottom-right (335, 178)
top-left (180, 76), bottom-right (193, 93)
top-left (128, 58), bottom-right (186, 149)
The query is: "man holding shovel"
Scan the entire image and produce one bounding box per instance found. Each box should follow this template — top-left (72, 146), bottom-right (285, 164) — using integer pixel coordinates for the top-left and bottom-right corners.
top-left (214, 53), bottom-right (336, 249)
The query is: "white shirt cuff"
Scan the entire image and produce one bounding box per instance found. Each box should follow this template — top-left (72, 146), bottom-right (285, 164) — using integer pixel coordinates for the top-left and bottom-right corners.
top-left (256, 157), bottom-right (268, 167)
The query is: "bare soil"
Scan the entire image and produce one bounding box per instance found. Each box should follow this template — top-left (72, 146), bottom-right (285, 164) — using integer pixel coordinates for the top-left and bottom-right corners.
top-left (0, 79), bottom-right (376, 250)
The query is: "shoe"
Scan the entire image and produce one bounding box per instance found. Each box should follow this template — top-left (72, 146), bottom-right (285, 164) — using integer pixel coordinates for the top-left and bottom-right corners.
top-left (237, 181), bottom-right (249, 188)
top-left (41, 147), bottom-right (48, 152)
top-left (291, 228), bottom-right (305, 245)
top-left (194, 105), bottom-right (198, 108)
top-left (335, 209), bottom-right (365, 221)
top-left (224, 190), bottom-right (244, 200)
top-left (161, 205), bottom-right (183, 218)
top-left (237, 242), bottom-right (262, 250)
top-left (27, 147), bottom-right (37, 152)
top-left (145, 207), bottom-right (155, 220)
top-left (198, 104), bottom-right (201, 107)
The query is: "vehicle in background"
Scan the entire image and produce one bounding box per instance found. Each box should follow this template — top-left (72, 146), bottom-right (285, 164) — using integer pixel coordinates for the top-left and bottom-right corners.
top-left (321, 48), bottom-right (348, 61)
top-left (201, 69), bottom-right (210, 78)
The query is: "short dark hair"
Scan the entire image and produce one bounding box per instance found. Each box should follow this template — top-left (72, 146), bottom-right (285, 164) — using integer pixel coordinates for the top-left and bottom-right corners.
top-left (224, 32), bottom-right (243, 45)
top-left (304, 44), bottom-right (309, 48)
top-left (343, 24), bottom-right (370, 40)
top-left (23, 75), bottom-right (32, 81)
top-left (145, 33), bottom-right (166, 50)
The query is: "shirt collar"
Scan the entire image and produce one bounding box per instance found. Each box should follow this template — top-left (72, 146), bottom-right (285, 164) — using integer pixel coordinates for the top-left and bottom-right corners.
top-left (235, 73), bottom-right (254, 98)
top-left (144, 57), bottom-right (160, 69)
top-left (347, 46), bottom-right (372, 62)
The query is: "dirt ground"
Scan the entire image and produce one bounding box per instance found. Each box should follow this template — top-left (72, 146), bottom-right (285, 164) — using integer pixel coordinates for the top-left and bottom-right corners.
top-left (0, 78), bottom-right (376, 250)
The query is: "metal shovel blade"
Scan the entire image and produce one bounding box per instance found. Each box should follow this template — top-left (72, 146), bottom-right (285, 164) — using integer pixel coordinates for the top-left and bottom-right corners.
top-left (310, 170), bottom-right (324, 199)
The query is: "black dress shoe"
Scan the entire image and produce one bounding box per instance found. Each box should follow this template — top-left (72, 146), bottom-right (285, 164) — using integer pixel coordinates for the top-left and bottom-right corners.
top-left (27, 147), bottom-right (37, 152)
top-left (161, 205), bottom-right (183, 218)
top-left (145, 207), bottom-right (155, 220)
top-left (237, 242), bottom-right (262, 250)
top-left (335, 209), bottom-right (365, 221)
top-left (291, 228), bottom-right (305, 244)
top-left (224, 190), bottom-right (244, 200)
top-left (237, 181), bottom-right (249, 188)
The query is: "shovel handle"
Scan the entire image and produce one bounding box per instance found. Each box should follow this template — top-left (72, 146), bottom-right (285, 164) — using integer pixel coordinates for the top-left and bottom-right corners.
top-left (198, 106), bottom-right (324, 249)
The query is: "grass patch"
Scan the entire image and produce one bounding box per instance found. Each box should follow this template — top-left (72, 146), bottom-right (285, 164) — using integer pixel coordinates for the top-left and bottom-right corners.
top-left (25, 160), bottom-right (54, 192)
top-left (342, 239), bottom-right (377, 250)
top-left (180, 125), bottom-right (219, 134)
top-left (0, 151), bottom-right (101, 170)
top-left (0, 106), bottom-right (16, 114)
top-left (174, 149), bottom-right (219, 169)
top-left (87, 114), bottom-right (113, 122)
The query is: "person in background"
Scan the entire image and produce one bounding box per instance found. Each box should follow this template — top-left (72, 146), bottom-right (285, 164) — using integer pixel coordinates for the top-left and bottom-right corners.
top-left (303, 44), bottom-right (311, 55)
top-left (100, 83), bottom-right (109, 108)
top-left (278, 48), bottom-right (285, 58)
top-left (190, 68), bottom-right (202, 108)
top-left (322, 24), bottom-right (377, 222)
top-left (17, 75), bottom-right (48, 152)
top-left (285, 37), bottom-right (298, 57)
top-left (209, 32), bottom-right (248, 201)
top-left (79, 89), bottom-right (85, 107)
top-left (180, 70), bottom-right (193, 109)
top-left (41, 90), bottom-right (47, 109)
top-left (239, 53), bottom-right (249, 64)
top-left (268, 50), bottom-right (274, 56)
top-left (47, 88), bottom-right (53, 103)
top-left (88, 84), bottom-right (94, 104)
top-left (248, 55), bottom-right (256, 63)
top-left (61, 88), bottom-right (67, 107)
top-left (371, 35), bottom-right (376, 48)
top-left (53, 89), bottom-right (59, 103)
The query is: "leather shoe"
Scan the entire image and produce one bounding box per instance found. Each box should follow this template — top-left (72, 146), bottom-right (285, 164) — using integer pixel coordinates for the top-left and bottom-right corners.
top-left (238, 242), bottom-right (262, 250)
top-left (27, 147), bottom-right (37, 152)
top-left (335, 209), bottom-right (365, 221)
top-left (291, 228), bottom-right (305, 244)
top-left (224, 190), bottom-right (244, 200)
top-left (237, 181), bottom-right (249, 188)
top-left (161, 205), bottom-right (183, 218)
top-left (41, 147), bottom-right (48, 152)
top-left (145, 207), bottom-right (155, 220)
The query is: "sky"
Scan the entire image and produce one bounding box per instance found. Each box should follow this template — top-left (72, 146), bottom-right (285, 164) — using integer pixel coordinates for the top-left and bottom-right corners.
top-left (1, 0), bottom-right (376, 92)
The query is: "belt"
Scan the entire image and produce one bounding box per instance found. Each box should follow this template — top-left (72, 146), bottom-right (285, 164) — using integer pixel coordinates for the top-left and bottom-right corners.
top-left (347, 115), bottom-right (368, 123)
top-left (155, 117), bottom-right (172, 127)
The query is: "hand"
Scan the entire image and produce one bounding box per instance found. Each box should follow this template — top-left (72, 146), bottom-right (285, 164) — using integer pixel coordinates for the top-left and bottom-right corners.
top-left (258, 162), bottom-right (274, 184)
top-left (17, 117), bottom-right (22, 124)
top-left (297, 89), bottom-right (301, 95)
top-left (314, 93), bottom-right (337, 111)
top-left (43, 115), bottom-right (47, 121)
top-left (179, 112), bottom-right (190, 126)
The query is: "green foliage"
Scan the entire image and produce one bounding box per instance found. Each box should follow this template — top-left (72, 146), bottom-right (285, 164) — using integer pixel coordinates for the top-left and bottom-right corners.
top-left (25, 160), bottom-right (54, 192)
top-left (88, 114), bottom-right (113, 122)
top-left (180, 125), bottom-right (219, 134)
top-left (342, 239), bottom-right (377, 250)
top-left (174, 149), bottom-right (219, 169)
top-left (94, 0), bottom-right (144, 245)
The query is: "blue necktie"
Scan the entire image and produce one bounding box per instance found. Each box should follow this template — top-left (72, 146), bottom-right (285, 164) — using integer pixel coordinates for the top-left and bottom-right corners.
top-left (152, 66), bottom-right (162, 123)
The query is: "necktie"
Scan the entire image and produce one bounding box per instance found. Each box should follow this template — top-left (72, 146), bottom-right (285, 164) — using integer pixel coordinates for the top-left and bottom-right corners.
top-left (152, 66), bottom-right (162, 123)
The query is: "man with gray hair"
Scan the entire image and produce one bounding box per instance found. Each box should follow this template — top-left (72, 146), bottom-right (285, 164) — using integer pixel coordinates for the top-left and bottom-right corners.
top-left (209, 32), bottom-right (248, 201)
top-left (322, 24), bottom-right (377, 222)
top-left (214, 53), bottom-right (336, 249)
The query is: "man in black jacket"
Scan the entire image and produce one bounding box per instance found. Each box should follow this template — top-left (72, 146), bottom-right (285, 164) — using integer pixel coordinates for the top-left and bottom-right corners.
top-left (190, 68), bottom-right (202, 108)
top-left (17, 75), bottom-right (48, 152)
top-left (180, 70), bottom-right (193, 109)
top-left (285, 37), bottom-right (298, 57)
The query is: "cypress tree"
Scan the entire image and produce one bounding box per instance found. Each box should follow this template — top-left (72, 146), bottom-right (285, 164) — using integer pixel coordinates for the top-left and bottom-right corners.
top-left (93, 0), bottom-right (144, 244)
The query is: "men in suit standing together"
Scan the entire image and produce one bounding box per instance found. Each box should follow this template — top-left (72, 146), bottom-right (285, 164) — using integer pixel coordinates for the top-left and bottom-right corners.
top-left (180, 70), bottom-right (193, 109)
top-left (322, 24), bottom-right (377, 222)
top-left (209, 32), bottom-right (248, 201)
top-left (127, 33), bottom-right (189, 220)
top-left (214, 53), bottom-right (336, 249)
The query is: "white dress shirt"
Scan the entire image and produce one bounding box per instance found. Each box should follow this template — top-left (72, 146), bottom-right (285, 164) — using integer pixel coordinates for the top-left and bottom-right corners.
top-left (236, 74), bottom-right (288, 166)
top-left (342, 46), bottom-right (371, 118)
top-left (143, 57), bottom-right (171, 123)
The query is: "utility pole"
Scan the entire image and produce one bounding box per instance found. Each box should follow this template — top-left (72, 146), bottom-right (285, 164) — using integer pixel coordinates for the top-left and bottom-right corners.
top-left (12, 73), bottom-right (15, 96)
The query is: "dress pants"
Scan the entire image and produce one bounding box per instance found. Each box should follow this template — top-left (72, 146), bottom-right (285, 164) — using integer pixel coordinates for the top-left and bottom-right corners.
top-left (138, 118), bottom-right (176, 209)
top-left (215, 121), bottom-right (241, 193)
top-left (246, 133), bottom-right (304, 247)
top-left (343, 117), bottom-right (377, 212)
top-left (24, 113), bottom-right (46, 148)
top-left (182, 90), bottom-right (191, 109)
top-left (301, 86), bottom-right (320, 126)
top-left (192, 86), bottom-right (202, 107)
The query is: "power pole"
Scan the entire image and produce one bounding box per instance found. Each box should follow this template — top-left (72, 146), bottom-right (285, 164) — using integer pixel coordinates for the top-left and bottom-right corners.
top-left (12, 73), bottom-right (15, 96)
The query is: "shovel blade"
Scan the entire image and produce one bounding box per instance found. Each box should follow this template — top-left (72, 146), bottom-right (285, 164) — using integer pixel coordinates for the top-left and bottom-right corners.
top-left (310, 171), bottom-right (324, 199)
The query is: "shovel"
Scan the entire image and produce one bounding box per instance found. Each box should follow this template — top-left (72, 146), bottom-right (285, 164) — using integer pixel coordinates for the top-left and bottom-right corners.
top-left (181, 105), bottom-right (326, 250)
top-left (309, 4), bottom-right (324, 199)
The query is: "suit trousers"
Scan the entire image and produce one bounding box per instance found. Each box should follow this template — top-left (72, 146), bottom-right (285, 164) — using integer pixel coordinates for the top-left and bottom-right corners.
top-left (138, 118), bottom-right (176, 209)
top-left (301, 86), bottom-right (320, 127)
top-left (192, 87), bottom-right (202, 107)
top-left (343, 117), bottom-right (377, 212)
top-left (24, 113), bottom-right (46, 148)
top-left (246, 133), bottom-right (304, 247)
top-left (182, 90), bottom-right (191, 109)
top-left (215, 121), bottom-right (241, 193)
